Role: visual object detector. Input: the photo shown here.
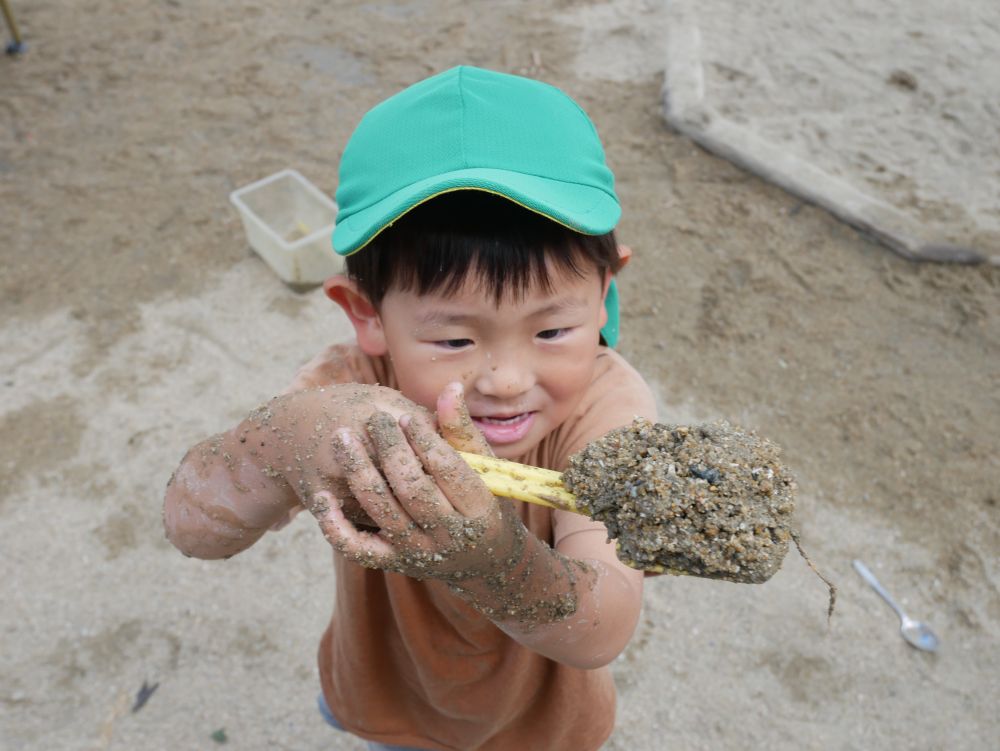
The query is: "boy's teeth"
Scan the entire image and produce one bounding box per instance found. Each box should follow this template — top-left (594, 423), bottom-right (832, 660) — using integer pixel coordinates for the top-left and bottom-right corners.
top-left (480, 414), bottom-right (524, 425)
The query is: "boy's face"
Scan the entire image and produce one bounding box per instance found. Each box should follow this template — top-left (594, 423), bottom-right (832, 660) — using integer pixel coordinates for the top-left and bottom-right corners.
top-left (371, 262), bottom-right (610, 460)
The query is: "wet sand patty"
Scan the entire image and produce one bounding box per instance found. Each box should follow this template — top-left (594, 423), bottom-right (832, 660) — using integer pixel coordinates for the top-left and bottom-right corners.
top-left (563, 419), bottom-right (795, 583)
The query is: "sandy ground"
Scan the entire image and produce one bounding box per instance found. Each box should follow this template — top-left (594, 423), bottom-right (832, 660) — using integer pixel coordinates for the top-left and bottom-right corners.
top-left (2, 1), bottom-right (998, 749)
top-left (669, 0), bottom-right (1000, 253)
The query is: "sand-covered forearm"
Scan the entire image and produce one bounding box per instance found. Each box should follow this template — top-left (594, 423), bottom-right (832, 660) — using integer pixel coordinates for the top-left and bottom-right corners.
top-left (447, 530), bottom-right (643, 669)
top-left (164, 384), bottom-right (424, 559)
top-left (163, 426), bottom-right (298, 559)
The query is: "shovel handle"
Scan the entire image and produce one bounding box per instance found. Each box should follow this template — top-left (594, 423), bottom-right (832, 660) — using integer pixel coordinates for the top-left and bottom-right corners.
top-left (458, 451), bottom-right (582, 514)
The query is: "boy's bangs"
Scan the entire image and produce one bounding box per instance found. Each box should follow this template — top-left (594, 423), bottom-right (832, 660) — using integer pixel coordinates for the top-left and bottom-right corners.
top-left (390, 233), bottom-right (594, 305)
top-left (346, 192), bottom-right (620, 307)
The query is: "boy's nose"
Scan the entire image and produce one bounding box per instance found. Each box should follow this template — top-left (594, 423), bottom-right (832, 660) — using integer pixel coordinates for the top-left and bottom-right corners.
top-left (473, 353), bottom-right (534, 398)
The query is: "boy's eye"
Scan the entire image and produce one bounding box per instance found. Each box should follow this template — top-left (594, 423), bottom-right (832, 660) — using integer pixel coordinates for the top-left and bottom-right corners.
top-left (436, 338), bottom-right (473, 349)
top-left (537, 328), bottom-right (567, 340)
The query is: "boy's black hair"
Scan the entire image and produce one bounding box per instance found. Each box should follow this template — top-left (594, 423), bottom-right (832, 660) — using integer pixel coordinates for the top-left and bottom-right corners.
top-left (345, 191), bottom-right (621, 307)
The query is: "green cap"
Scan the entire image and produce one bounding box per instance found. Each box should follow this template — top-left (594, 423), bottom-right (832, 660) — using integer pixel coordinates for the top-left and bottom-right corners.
top-left (333, 65), bottom-right (621, 346)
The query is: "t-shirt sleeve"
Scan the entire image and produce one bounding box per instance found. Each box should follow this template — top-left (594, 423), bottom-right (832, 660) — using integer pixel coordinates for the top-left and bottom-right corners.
top-left (543, 349), bottom-right (658, 471)
top-left (541, 349), bottom-right (658, 549)
top-left (282, 342), bottom-right (390, 393)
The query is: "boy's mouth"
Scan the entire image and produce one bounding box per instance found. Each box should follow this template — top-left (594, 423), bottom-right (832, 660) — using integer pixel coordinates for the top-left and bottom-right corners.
top-left (471, 412), bottom-right (536, 445)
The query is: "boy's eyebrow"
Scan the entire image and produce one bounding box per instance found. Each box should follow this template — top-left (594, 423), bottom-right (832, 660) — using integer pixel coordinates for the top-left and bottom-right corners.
top-left (528, 297), bottom-right (590, 317)
top-left (414, 297), bottom-right (590, 327)
top-left (413, 311), bottom-right (476, 327)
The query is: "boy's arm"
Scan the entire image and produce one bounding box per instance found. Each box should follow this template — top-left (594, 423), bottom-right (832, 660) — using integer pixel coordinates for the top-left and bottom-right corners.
top-left (163, 428), bottom-right (300, 559)
top-left (163, 383), bottom-right (422, 560)
top-left (444, 509), bottom-right (645, 670)
top-left (164, 342), bottom-right (386, 557)
top-left (449, 381), bottom-right (654, 669)
top-left (309, 381), bottom-right (657, 670)
top-left (498, 514), bottom-right (644, 669)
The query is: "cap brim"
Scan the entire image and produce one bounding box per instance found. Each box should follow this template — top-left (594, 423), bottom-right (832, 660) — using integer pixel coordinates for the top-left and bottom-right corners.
top-left (332, 168), bottom-right (620, 256)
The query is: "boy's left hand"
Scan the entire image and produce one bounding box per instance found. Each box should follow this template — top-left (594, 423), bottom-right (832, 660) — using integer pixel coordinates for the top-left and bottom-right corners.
top-left (308, 408), bottom-right (523, 581)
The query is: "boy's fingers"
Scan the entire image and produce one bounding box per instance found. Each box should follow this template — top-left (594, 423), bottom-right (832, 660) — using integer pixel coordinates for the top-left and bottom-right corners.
top-left (334, 428), bottom-right (415, 541)
top-left (306, 491), bottom-right (394, 568)
top-left (366, 412), bottom-right (455, 528)
top-left (436, 382), bottom-right (493, 456)
top-left (400, 411), bottom-right (494, 519)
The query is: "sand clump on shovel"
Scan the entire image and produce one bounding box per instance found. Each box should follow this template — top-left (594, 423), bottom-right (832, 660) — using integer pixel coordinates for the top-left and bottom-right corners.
top-left (563, 418), bottom-right (794, 583)
top-left (562, 418), bottom-right (836, 616)
top-left (466, 417), bottom-right (836, 617)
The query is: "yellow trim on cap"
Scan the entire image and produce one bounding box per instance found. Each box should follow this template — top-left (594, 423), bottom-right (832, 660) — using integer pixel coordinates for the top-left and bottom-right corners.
top-left (341, 186), bottom-right (599, 257)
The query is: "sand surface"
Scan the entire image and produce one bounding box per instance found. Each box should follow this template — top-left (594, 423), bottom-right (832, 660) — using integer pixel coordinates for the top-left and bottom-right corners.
top-left (2, 1), bottom-right (998, 749)
top-left (662, 0), bottom-right (1000, 261)
top-left (696, 0), bottom-right (1000, 241)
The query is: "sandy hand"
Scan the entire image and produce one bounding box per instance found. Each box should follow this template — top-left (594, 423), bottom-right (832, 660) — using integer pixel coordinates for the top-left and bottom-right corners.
top-left (253, 384), bottom-right (429, 527)
top-left (308, 409), bottom-right (524, 581)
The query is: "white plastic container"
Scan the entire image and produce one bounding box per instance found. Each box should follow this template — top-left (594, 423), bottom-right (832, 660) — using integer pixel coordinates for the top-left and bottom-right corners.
top-left (229, 169), bottom-right (340, 285)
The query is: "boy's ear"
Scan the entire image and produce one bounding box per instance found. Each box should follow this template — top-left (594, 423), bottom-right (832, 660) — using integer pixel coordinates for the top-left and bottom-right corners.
top-left (617, 244), bottom-right (633, 269)
top-left (323, 275), bottom-right (388, 356)
top-left (597, 245), bottom-right (631, 330)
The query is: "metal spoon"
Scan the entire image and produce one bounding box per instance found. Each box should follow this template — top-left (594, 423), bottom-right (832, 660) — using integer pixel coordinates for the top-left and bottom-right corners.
top-left (853, 560), bottom-right (939, 652)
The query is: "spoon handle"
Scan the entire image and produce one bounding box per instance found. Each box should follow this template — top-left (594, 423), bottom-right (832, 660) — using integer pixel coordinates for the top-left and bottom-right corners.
top-left (853, 560), bottom-right (905, 619)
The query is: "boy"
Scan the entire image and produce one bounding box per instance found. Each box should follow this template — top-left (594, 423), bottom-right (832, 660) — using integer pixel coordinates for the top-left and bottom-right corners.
top-left (164, 66), bottom-right (657, 750)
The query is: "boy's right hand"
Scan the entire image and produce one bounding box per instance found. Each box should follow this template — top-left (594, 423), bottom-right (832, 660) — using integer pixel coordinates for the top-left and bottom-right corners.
top-left (165, 380), bottom-right (495, 560)
top-left (254, 382), bottom-right (493, 524)
top-left (164, 383), bottom-right (427, 560)
top-left (277, 382), bottom-right (493, 528)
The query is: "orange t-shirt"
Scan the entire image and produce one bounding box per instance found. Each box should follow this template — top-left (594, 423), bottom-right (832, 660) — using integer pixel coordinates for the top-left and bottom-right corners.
top-left (303, 343), bottom-right (655, 751)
